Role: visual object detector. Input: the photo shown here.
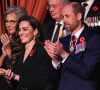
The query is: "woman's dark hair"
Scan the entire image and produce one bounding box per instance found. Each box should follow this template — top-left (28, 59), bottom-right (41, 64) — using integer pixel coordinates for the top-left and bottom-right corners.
top-left (8, 32), bottom-right (24, 69)
top-left (8, 16), bottom-right (44, 69)
top-left (16, 15), bottom-right (44, 44)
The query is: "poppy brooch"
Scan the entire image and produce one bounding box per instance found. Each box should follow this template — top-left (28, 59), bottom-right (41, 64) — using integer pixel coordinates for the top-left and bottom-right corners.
top-left (30, 49), bottom-right (34, 56)
top-left (92, 6), bottom-right (98, 11)
top-left (80, 37), bottom-right (85, 42)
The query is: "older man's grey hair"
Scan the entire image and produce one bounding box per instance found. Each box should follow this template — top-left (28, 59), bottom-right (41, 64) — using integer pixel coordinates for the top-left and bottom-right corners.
top-left (59, 0), bottom-right (70, 5)
top-left (48, 0), bottom-right (70, 5)
top-left (4, 6), bottom-right (28, 20)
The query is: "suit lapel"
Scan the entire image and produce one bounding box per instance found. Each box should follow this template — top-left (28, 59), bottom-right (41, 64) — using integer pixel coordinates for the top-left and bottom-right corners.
top-left (48, 21), bottom-right (56, 40)
top-left (74, 27), bottom-right (89, 54)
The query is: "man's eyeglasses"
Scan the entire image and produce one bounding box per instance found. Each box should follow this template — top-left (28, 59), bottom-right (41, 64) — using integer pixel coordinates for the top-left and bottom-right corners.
top-left (47, 4), bottom-right (59, 9)
top-left (5, 20), bottom-right (17, 25)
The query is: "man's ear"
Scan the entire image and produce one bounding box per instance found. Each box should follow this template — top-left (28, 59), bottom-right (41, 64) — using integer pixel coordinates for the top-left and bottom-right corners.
top-left (77, 13), bottom-right (82, 20)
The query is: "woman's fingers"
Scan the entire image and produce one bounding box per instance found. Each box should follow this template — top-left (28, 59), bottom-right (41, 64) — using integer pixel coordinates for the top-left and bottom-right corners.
top-left (0, 68), bottom-right (6, 75)
top-left (1, 33), bottom-right (10, 45)
top-left (4, 69), bottom-right (13, 80)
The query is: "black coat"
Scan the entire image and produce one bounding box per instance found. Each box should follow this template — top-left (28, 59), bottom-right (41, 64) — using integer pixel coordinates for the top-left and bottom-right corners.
top-left (13, 43), bottom-right (52, 90)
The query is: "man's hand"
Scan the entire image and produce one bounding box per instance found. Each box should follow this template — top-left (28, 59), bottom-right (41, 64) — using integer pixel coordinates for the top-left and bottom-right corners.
top-left (44, 40), bottom-right (57, 60)
top-left (44, 40), bottom-right (68, 60)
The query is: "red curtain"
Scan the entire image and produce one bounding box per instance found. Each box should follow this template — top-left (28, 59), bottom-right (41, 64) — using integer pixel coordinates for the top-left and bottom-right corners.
top-left (0, 0), bottom-right (5, 36)
top-left (0, 0), bottom-right (48, 37)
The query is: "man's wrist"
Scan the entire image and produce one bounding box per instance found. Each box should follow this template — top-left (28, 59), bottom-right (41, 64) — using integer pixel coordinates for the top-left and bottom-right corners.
top-left (52, 59), bottom-right (60, 65)
top-left (52, 60), bottom-right (61, 69)
top-left (61, 51), bottom-right (68, 59)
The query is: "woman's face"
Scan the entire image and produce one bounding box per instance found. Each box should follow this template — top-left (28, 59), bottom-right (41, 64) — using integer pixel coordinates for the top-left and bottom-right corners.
top-left (5, 12), bottom-right (19, 34)
top-left (18, 20), bottom-right (36, 44)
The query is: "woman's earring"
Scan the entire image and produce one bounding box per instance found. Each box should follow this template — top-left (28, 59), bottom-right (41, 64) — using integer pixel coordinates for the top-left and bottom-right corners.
top-left (34, 36), bottom-right (36, 40)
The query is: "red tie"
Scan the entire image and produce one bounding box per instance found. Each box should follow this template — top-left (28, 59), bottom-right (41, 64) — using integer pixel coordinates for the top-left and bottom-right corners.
top-left (53, 23), bottom-right (61, 42)
top-left (70, 35), bottom-right (77, 53)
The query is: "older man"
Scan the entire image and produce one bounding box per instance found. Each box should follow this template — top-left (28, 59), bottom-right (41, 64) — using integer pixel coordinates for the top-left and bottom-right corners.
top-left (42, 0), bottom-right (70, 42)
top-left (42, 0), bottom-right (70, 90)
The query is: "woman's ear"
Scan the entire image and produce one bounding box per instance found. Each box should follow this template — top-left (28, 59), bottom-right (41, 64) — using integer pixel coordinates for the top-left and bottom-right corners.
top-left (33, 28), bottom-right (38, 36)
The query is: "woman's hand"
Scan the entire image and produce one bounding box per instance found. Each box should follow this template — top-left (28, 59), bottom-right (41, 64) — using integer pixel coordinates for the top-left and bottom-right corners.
top-left (0, 68), bottom-right (6, 75)
top-left (1, 33), bottom-right (10, 45)
top-left (1, 33), bottom-right (11, 58)
top-left (4, 69), bottom-right (20, 81)
top-left (4, 69), bottom-right (14, 80)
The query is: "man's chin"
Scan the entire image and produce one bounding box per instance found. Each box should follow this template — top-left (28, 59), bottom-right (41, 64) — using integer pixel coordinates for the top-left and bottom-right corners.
top-left (51, 16), bottom-right (57, 19)
top-left (65, 27), bottom-right (71, 31)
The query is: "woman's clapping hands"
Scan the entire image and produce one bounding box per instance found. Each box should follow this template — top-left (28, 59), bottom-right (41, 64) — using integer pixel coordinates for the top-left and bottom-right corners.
top-left (0, 68), bottom-right (14, 80)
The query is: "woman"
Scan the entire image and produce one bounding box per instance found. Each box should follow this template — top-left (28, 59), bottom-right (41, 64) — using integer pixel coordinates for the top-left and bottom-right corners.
top-left (4, 16), bottom-right (52, 90)
top-left (0, 6), bottom-right (28, 68)
top-left (0, 6), bottom-right (28, 90)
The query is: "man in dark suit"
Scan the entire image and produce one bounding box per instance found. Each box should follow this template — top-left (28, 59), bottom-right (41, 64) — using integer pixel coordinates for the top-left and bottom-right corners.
top-left (42, 0), bottom-right (70, 41)
top-left (42, 0), bottom-right (70, 90)
top-left (44, 2), bottom-right (100, 90)
top-left (81, 0), bottom-right (100, 33)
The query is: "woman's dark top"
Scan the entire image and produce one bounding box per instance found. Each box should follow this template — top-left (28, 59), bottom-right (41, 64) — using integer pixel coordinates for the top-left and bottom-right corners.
top-left (0, 34), bottom-right (23, 90)
top-left (0, 41), bottom-right (11, 90)
top-left (13, 43), bottom-right (52, 90)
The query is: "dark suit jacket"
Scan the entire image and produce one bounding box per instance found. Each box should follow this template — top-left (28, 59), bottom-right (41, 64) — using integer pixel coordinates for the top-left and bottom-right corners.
top-left (58, 26), bottom-right (100, 90)
top-left (42, 19), bottom-right (56, 41)
top-left (42, 19), bottom-right (62, 90)
top-left (84, 0), bottom-right (100, 34)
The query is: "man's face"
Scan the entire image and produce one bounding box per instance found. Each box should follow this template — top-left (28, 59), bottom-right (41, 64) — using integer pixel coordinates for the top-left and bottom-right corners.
top-left (62, 5), bottom-right (80, 32)
top-left (48, 0), bottom-right (63, 22)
